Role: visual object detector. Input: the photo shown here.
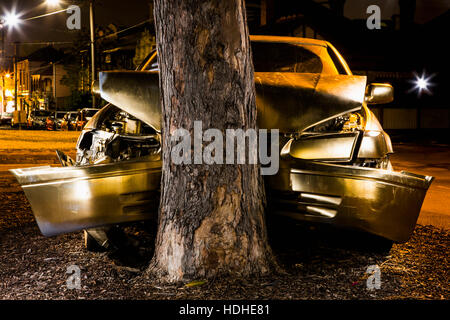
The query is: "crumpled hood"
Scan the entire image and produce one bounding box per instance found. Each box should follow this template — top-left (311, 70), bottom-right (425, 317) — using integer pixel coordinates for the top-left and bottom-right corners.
top-left (99, 71), bottom-right (366, 133)
top-left (255, 72), bottom-right (367, 132)
top-left (100, 71), bottom-right (162, 131)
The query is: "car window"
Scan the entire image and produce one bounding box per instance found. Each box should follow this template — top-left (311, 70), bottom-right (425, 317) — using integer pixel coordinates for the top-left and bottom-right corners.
top-left (142, 42), bottom-right (327, 74)
top-left (251, 41), bottom-right (323, 73)
top-left (326, 46), bottom-right (347, 75)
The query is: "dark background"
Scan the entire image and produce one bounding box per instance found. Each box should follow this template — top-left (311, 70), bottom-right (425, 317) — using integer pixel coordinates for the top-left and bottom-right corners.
top-left (1, 0), bottom-right (449, 136)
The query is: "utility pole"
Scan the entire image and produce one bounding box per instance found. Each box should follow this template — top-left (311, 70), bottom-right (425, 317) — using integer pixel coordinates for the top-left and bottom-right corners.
top-left (89, 0), bottom-right (96, 108)
top-left (1, 22), bottom-right (5, 116)
top-left (13, 41), bottom-right (19, 129)
top-left (1, 24), bottom-right (4, 65)
top-left (53, 62), bottom-right (57, 115)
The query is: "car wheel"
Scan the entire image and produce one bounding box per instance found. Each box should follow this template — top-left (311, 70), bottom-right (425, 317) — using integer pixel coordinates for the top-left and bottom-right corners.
top-left (372, 238), bottom-right (394, 253)
top-left (83, 229), bottom-right (110, 252)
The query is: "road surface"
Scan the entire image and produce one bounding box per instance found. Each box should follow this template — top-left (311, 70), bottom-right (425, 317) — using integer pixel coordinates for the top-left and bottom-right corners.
top-left (390, 143), bottom-right (450, 230)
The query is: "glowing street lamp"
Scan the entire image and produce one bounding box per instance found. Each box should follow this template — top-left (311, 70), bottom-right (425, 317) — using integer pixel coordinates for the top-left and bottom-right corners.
top-left (46, 0), bottom-right (61, 7)
top-left (3, 12), bottom-right (20, 28)
top-left (411, 71), bottom-right (435, 96)
top-left (416, 76), bottom-right (429, 91)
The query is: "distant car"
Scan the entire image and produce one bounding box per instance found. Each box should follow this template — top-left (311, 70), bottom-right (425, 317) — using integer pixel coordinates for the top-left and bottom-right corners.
top-left (61, 111), bottom-right (77, 131)
top-left (45, 115), bottom-right (56, 131)
top-left (0, 112), bottom-right (13, 125)
top-left (11, 36), bottom-right (433, 249)
top-left (27, 110), bottom-right (53, 130)
top-left (75, 108), bottom-right (100, 131)
top-left (54, 111), bottom-right (67, 130)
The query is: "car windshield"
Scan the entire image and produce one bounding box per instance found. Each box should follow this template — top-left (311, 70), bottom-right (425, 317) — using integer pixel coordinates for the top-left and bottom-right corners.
top-left (142, 41), bottom-right (334, 74)
top-left (250, 41), bottom-right (323, 73)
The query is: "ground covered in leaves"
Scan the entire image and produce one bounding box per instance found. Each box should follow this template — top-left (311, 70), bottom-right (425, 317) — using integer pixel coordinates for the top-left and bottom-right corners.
top-left (0, 130), bottom-right (448, 300)
top-left (0, 178), bottom-right (448, 300)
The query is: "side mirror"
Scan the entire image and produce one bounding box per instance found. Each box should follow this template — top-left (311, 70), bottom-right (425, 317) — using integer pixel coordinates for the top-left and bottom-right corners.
top-left (365, 83), bottom-right (394, 104)
top-left (92, 80), bottom-right (100, 95)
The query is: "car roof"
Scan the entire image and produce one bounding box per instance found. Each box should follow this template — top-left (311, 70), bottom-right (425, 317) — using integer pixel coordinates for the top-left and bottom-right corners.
top-left (249, 35), bottom-right (329, 48)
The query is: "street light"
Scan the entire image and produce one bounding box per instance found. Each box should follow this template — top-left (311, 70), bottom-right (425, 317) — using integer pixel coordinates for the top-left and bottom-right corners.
top-left (46, 0), bottom-right (61, 7)
top-left (416, 76), bottom-right (429, 91)
top-left (3, 12), bottom-right (20, 27)
top-left (411, 71), bottom-right (434, 96)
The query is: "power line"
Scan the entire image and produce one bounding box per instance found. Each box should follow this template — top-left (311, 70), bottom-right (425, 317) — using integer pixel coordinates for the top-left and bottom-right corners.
top-left (14, 41), bottom-right (73, 45)
top-left (23, 8), bottom-right (69, 22)
top-left (96, 19), bottom-right (150, 40)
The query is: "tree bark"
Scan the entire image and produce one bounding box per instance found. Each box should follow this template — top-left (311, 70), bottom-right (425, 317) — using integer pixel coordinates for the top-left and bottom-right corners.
top-left (150, 0), bottom-right (276, 282)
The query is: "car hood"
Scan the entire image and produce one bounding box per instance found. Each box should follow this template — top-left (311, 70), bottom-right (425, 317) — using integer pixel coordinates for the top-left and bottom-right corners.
top-left (99, 71), bottom-right (366, 133)
top-left (100, 71), bottom-right (162, 131)
top-left (255, 73), bottom-right (366, 132)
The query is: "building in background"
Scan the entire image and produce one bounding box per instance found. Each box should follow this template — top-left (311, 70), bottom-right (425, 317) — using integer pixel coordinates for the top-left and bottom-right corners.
top-left (0, 71), bottom-right (14, 122)
top-left (14, 46), bottom-right (70, 113)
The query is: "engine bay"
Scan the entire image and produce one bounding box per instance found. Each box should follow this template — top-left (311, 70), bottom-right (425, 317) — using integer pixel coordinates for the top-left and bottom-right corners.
top-left (76, 105), bottom-right (160, 166)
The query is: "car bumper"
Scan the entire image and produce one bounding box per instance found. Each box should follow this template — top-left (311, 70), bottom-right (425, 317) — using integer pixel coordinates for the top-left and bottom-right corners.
top-left (265, 157), bottom-right (433, 242)
top-left (11, 155), bottom-right (432, 242)
top-left (10, 156), bottom-right (161, 236)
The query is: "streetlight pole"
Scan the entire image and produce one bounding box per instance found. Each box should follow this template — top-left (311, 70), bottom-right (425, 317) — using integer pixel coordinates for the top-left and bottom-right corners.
top-left (1, 23), bottom-right (4, 64)
top-left (1, 21), bottom-right (5, 116)
top-left (89, 0), bottom-right (96, 108)
top-left (13, 41), bottom-right (19, 129)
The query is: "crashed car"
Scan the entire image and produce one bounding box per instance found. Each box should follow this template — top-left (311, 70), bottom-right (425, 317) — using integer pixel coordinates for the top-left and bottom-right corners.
top-left (11, 36), bottom-right (433, 247)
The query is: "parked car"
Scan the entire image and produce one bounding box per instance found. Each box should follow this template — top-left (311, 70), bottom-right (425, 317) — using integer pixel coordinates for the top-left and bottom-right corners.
top-left (0, 112), bottom-right (13, 125)
top-left (45, 114), bottom-right (56, 131)
top-left (75, 108), bottom-right (100, 131)
top-left (27, 110), bottom-right (53, 130)
top-left (11, 36), bottom-right (433, 249)
top-left (54, 111), bottom-right (67, 130)
top-left (60, 111), bottom-right (77, 131)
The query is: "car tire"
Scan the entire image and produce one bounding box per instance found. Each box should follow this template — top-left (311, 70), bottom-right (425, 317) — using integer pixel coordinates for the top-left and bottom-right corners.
top-left (83, 229), bottom-right (110, 252)
top-left (374, 238), bottom-right (394, 253)
top-left (361, 234), bottom-right (393, 253)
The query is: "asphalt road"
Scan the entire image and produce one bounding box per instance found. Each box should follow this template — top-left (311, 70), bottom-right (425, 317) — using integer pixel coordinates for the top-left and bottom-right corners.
top-left (390, 143), bottom-right (450, 230)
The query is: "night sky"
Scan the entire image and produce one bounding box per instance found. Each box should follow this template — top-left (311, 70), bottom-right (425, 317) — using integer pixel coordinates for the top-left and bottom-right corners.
top-left (1, 0), bottom-right (449, 56)
top-left (1, 0), bottom-right (151, 56)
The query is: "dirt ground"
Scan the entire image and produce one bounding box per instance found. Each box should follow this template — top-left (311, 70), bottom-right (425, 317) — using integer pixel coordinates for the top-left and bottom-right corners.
top-left (0, 130), bottom-right (448, 300)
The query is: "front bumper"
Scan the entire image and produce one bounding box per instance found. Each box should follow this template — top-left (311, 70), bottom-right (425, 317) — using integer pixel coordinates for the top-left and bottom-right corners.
top-left (265, 157), bottom-right (433, 242)
top-left (10, 156), bottom-right (161, 236)
top-left (11, 153), bottom-right (432, 242)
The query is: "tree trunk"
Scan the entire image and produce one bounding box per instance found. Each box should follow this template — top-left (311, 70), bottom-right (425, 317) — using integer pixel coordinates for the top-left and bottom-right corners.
top-left (150, 0), bottom-right (276, 282)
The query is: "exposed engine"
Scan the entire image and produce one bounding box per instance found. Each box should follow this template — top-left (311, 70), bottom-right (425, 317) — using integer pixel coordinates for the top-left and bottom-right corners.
top-left (76, 106), bottom-right (160, 166)
top-left (304, 111), bottom-right (363, 134)
top-left (287, 108), bottom-right (392, 170)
